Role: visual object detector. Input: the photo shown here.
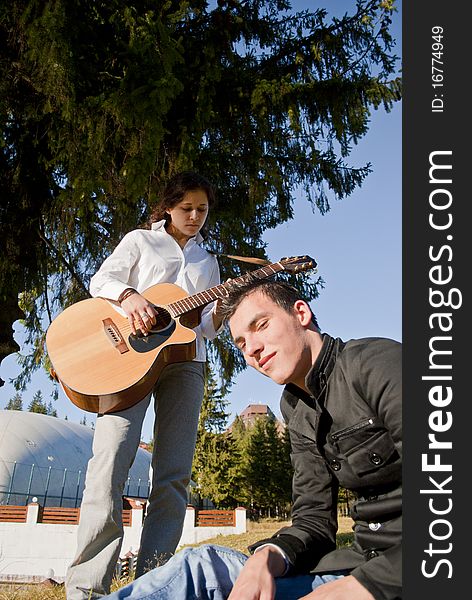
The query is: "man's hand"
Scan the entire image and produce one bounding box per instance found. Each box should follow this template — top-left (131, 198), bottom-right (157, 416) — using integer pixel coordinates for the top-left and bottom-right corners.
top-left (227, 546), bottom-right (286, 600)
top-left (299, 575), bottom-right (375, 600)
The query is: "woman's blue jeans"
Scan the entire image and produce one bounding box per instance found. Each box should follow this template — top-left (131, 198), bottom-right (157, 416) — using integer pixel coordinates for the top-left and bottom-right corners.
top-left (103, 544), bottom-right (345, 600)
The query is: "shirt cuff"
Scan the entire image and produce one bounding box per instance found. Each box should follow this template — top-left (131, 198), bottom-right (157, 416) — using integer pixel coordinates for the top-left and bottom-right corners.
top-left (253, 543), bottom-right (291, 576)
top-left (199, 303), bottom-right (219, 340)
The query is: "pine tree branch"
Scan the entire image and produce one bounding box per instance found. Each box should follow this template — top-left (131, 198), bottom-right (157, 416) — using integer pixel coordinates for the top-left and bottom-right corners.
top-left (37, 228), bottom-right (91, 299)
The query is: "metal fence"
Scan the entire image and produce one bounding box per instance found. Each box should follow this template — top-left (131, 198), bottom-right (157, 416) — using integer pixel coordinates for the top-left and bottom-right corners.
top-left (0, 461), bottom-right (151, 507)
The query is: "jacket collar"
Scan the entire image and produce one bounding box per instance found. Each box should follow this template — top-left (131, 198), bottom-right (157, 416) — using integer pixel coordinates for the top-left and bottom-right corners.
top-left (304, 333), bottom-right (339, 401)
top-left (282, 334), bottom-right (337, 406)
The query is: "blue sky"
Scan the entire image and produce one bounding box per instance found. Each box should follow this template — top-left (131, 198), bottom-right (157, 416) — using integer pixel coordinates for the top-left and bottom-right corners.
top-left (0, 1), bottom-right (402, 441)
top-left (225, 99), bottom-right (401, 424)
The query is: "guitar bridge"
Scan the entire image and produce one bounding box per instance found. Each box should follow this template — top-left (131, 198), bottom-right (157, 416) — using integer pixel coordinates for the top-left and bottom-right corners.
top-left (103, 318), bottom-right (129, 354)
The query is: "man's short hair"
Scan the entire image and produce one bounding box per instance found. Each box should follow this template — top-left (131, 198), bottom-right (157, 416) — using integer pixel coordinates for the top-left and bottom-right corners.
top-left (219, 276), bottom-right (320, 329)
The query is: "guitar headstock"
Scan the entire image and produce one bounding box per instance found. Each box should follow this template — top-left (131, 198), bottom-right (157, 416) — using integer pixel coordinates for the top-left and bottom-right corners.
top-left (279, 255), bottom-right (317, 274)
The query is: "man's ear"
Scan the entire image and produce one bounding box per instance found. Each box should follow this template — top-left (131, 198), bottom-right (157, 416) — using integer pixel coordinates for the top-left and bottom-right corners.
top-left (293, 300), bottom-right (313, 327)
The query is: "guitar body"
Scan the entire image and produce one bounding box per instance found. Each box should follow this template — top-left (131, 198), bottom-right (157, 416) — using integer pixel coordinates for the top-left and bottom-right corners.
top-left (46, 255), bottom-right (317, 416)
top-left (46, 283), bottom-right (198, 414)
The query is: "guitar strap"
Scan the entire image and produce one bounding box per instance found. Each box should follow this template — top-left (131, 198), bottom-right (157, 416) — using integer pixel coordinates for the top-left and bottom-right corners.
top-left (210, 252), bottom-right (270, 266)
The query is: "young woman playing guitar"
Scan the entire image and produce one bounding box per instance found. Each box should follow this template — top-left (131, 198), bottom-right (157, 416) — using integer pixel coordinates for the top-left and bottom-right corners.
top-left (65, 171), bottom-right (223, 600)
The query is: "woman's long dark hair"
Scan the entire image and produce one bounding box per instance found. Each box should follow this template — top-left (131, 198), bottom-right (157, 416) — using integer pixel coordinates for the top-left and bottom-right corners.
top-left (146, 171), bottom-right (216, 236)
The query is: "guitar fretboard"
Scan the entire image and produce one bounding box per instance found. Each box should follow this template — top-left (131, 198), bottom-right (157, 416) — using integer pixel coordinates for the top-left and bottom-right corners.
top-left (167, 262), bottom-right (285, 317)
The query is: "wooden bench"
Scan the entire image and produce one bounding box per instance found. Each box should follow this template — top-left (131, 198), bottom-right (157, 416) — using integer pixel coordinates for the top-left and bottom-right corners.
top-left (195, 510), bottom-right (235, 527)
top-left (40, 506), bottom-right (80, 524)
top-left (0, 505), bottom-right (28, 523)
top-left (0, 503), bottom-right (140, 526)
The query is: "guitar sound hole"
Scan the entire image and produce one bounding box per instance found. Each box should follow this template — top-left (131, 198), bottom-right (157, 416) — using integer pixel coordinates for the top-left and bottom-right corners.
top-left (149, 306), bottom-right (173, 333)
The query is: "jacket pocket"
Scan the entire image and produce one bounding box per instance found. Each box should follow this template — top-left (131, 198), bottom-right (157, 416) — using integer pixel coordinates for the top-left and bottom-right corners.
top-left (325, 417), bottom-right (400, 481)
top-left (330, 418), bottom-right (375, 443)
top-left (345, 429), bottom-right (398, 476)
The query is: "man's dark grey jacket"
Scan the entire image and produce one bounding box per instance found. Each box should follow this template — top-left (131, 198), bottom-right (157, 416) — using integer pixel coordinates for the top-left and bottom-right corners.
top-left (250, 334), bottom-right (402, 600)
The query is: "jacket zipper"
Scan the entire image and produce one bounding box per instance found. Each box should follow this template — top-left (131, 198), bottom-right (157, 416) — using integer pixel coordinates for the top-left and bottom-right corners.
top-left (330, 418), bottom-right (374, 441)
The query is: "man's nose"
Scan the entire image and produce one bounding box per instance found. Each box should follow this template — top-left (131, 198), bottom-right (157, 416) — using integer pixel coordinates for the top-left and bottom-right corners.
top-left (245, 335), bottom-right (262, 358)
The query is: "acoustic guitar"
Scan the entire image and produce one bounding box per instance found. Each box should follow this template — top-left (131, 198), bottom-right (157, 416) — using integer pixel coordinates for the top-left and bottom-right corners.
top-left (46, 255), bottom-right (317, 414)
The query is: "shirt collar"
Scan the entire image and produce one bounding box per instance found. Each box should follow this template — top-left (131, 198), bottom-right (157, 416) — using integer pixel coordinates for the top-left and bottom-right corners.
top-left (151, 219), bottom-right (204, 244)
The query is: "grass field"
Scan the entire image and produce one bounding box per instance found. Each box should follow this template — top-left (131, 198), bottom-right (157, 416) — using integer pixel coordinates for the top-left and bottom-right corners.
top-left (0, 518), bottom-right (354, 600)
top-left (179, 516), bottom-right (355, 553)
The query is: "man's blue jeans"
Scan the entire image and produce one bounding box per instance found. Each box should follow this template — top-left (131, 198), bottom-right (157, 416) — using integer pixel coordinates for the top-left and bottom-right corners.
top-left (103, 544), bottom-right (346, 600)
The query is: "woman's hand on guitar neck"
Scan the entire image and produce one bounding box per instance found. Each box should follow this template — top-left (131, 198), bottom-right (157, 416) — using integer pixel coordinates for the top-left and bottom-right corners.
top-left (211, 277), bottom-right (232, 331)
top-left (212, 298), bottom-right (224, 331)
top-left (120, 292), bottom-right (157, 336)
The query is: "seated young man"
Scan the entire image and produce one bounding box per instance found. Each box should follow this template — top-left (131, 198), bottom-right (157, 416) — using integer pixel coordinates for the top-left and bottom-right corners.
top-left (103, 278), bottom-right (402, 600)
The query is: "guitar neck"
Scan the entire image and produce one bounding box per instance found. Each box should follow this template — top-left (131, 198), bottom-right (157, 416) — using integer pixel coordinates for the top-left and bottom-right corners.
top-left (167, 261), bottom-right (286, 317)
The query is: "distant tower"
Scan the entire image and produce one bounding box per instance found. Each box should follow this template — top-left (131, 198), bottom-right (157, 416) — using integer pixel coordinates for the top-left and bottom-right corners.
top-left (228, 404), bottom-right (285, 434)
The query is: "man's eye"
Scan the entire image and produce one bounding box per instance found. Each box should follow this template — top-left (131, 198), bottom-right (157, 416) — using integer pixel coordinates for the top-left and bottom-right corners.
top-left (257, 320), bottom-right (268, 330)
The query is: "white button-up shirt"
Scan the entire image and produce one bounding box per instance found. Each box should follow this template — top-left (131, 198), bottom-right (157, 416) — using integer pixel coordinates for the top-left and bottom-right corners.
top-left (89, 220), bottom-right (221, 361)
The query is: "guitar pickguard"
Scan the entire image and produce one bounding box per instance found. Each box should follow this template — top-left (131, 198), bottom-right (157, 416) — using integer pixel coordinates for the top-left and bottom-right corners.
top-left (128, 319), bottom-right (176, 353)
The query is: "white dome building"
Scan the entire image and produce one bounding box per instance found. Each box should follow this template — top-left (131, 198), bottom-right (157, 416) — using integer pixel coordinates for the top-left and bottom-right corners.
top-left (0, 410), bottom-right (151, 507)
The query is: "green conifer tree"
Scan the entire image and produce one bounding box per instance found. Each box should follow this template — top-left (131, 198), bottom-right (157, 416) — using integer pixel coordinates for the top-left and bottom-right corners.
top-left (192, 366), bottom-right (242, 507)
top-left (27, 389), bottom-right (47, 414)
top-left (5, 392), bottom-right (23, 410)
top-left (1, 0), bottom-right (401, 390)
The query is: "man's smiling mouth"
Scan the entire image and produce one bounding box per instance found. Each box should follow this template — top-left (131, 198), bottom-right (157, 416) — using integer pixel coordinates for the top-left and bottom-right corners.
top-left (259, 352), bottom-right (276, 370)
